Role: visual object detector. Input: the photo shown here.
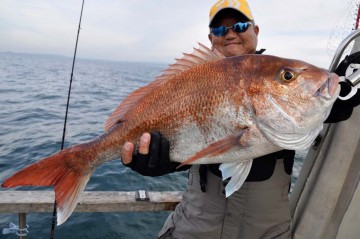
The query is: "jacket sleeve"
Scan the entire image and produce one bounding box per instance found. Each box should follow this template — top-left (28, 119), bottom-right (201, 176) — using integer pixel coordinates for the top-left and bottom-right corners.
top-left (325, 52), bottom-right (360, 123)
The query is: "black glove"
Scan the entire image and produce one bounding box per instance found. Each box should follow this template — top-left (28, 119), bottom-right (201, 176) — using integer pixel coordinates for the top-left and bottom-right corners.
top-left (123, 132), bottom-right (190, 177)
top-left (325, 52), bottom-right (360, 123)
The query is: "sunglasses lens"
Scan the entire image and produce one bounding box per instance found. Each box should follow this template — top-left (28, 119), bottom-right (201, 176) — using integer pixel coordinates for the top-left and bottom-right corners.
top-left (212, 26), bottom-right (227, 37)
top-left (233, 22), bottom-right (249, 33)
top-left (211, 22), bottom-right (250, 36)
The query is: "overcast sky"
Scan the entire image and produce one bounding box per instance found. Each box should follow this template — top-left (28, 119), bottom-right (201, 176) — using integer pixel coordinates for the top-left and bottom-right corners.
top-left (0, 0), bottom-right (358, 68)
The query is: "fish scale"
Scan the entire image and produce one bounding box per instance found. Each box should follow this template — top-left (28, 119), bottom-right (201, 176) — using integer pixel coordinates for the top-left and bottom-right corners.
top-left (2, 43), bottom-right (340, 225)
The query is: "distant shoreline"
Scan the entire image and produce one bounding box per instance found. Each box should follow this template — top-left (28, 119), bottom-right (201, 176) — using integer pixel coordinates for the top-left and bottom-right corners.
top-left (0, 51), bottom-right (168, 66)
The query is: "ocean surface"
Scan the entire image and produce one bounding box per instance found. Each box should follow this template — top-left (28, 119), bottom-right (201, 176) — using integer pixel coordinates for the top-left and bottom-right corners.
top-left (0, 52), bottom-right (304, 239)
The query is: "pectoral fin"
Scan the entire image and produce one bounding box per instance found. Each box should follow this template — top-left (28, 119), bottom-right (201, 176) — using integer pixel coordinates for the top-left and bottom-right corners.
top-left (177, 131), bottom-right (244, 168)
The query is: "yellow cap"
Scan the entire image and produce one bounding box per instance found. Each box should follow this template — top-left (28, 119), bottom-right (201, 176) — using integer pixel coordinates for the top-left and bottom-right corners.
top-left (209, 0), bottom-right (254, 27)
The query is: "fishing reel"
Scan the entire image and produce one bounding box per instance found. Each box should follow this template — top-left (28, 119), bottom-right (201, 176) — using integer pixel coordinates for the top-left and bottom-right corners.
top-left (331, 29), bottom-right (360, 100)
top-left (344, 63), bottom-right (360, 87)
top-left (337, 62), bottom-right (360, 100)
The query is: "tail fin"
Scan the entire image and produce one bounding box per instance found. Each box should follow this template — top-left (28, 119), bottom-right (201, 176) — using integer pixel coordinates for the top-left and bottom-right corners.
top-left (1, 145), bottom-right (94, 225)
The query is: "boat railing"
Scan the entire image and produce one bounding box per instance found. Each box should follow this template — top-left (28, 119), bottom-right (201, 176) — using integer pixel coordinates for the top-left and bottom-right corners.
top-left (0, 190), bottom-right (183, 238)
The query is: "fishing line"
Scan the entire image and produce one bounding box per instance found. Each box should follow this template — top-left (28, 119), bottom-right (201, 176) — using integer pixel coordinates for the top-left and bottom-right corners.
top-left (50, 0), bottom-right (85, 238)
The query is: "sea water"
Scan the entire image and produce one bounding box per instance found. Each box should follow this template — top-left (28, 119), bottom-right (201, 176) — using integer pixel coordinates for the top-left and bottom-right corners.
top-left (0, 52), bottom-right (304, 239)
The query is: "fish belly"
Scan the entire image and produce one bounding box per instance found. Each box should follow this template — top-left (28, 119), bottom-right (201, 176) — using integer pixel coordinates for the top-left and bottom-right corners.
top-left (167, 101), bottom-right (281, 164)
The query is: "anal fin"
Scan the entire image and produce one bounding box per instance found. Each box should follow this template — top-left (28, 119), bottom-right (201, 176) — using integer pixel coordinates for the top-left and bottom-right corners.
top-left (219, 160), bottom-right (253, 197)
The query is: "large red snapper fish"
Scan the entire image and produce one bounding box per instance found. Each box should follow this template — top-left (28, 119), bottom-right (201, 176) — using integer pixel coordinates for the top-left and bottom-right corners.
top-left (2, 43), bottom-right (340, 225)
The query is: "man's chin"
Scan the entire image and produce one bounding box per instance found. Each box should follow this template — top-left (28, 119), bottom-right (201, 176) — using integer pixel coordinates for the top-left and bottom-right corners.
top-left (224, 45), bottom-right (246, 57)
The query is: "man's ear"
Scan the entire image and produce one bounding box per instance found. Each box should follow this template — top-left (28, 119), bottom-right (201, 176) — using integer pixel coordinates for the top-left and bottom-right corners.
top-left (253, 25), bottom-right (259, 36)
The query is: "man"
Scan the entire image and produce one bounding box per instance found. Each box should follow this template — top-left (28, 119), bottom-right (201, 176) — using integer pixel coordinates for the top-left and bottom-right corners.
top-left (121, 1), bottom-right (360, 238)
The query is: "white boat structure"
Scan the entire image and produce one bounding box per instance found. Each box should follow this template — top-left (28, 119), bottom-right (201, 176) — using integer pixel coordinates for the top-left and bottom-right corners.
top-left (290, 29), bottom-right (360, 239)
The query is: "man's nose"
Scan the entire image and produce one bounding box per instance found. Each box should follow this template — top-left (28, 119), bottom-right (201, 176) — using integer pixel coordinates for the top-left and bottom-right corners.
top-left (224, 28), bottom-right (237, 38)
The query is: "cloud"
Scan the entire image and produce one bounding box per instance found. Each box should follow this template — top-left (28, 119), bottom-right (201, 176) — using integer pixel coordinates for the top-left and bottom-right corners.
top-left (0, 0), bottom-right (354, 67)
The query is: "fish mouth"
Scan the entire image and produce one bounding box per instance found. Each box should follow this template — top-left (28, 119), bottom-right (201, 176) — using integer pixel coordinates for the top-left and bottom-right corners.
top-left (314, 73), bottom-right (340, 100)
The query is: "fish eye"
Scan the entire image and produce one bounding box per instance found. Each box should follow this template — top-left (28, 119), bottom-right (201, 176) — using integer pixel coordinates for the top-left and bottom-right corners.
top-left (280, 70), bottom-right (296, 82)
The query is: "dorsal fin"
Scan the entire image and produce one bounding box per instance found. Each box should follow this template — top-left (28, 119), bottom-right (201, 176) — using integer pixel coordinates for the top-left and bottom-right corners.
top-left (104, 43), bottom-right (225, 132)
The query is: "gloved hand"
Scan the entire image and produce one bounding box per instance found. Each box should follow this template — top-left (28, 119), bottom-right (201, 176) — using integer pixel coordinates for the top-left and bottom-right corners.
top-left (122, 132), bottom-right (190, 176)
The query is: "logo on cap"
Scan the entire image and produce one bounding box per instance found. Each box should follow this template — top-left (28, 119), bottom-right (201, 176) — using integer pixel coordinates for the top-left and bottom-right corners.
top-left (209, 0), bottom-right (254, 26)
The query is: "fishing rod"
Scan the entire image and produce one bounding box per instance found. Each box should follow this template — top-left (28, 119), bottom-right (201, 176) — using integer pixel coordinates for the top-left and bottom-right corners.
top-left (50, 0), bottom-right (85, 238)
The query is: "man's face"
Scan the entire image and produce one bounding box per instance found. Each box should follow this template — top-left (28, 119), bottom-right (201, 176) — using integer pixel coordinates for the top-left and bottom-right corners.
top-left (208, 11), bottom-right (259, 57)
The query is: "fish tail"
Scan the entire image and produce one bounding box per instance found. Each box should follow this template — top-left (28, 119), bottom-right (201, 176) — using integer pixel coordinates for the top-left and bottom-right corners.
top-left (1, 144), bottom-right (96, 225)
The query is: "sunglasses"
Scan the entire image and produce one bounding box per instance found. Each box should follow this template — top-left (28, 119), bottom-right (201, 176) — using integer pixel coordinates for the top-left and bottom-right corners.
top-left (211, 22), bottom-right (253, 37)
